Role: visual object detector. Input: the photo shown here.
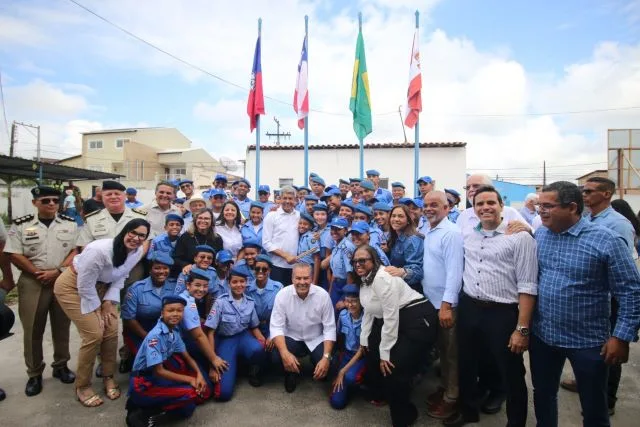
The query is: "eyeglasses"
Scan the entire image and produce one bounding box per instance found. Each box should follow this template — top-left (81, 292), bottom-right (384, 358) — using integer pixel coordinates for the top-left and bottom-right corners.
top-left (128, 230), bottom-right (147, 240)
top-left (254, 267), bottom-right (270, 273)
top-left (351, 257), bottom-right (372, 266)
top-left (462, 184), bottom-right (483, 190)
top-left (39, 198), bottom-right (60, 204)
top-left (581, 189), bottom-right (599, 194)
top-left (538, 203), bottom-right (563, 211)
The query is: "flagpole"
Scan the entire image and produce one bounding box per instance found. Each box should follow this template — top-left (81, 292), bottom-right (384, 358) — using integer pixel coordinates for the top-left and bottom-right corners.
top-left (303, 15), bottom-right (309, 188)
top-left (413, 10), bottom-right (420, 198)
top-left (358, 12), bottom-right (364, 180)
top-left (255, 18), bottom-right (262, 199)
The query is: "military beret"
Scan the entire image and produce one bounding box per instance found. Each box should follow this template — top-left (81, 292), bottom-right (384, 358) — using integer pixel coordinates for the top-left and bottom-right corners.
top-left (102, 180), bottom-right (126, 192)
top-left (31, 186), bottom-right (61, 199)
top-left (165, 213), bottom-right (184, 225)
top-left (149, 252), bottom-right (175, 266)
top-left (162, 296), bottom-right (187, 307)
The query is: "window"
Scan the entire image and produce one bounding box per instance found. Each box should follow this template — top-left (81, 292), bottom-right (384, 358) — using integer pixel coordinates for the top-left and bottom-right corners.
top-left (88, 140), bottom-right (103, 150)
top-left (279, 178), bottom-right (293, 188)
top-left (88, 165), bottom-right (103, 172)
top-left (115, 138), bottom-right (129, 149)
top-left (173, 168), bottom-right (187, 176)
top-left (379, 178), bottom-right (389, 189)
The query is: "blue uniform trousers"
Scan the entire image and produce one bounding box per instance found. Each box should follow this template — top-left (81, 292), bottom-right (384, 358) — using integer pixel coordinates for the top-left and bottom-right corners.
top-left (329, 277), bottom-right (347, 311)
top-left (128, 355), bottom-right (211, 419)
top-left (317, 269), bottom-right (330, 291)
top-left (329, 350), bottom-right (366, 409)
top-left (213, 330), bottom-right (266, 401)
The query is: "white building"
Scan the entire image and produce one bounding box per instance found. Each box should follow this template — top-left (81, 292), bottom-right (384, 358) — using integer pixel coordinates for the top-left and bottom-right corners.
top-left (245, 142), bottom-right (466, 197)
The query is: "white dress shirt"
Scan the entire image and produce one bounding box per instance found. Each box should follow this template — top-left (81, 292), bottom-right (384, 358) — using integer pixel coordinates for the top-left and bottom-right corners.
top-left (143, 200), bottom-right (181, 239)
top-left (216, 223), bottom-right (243, 257)
top-left (262, 206), bottom-right (300, 269)
top-left (269, 284), bottom-right (336, 351)
top-left (457, 205), bottom-right (530, 239)
top-left (73, 238), bottom-right (143, 314)
top-left (360, 267), bottom-right (424, 361)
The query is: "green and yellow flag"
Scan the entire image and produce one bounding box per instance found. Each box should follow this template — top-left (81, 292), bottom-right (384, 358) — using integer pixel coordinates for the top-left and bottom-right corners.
top-left (350, 29), bottom-right (372, 140)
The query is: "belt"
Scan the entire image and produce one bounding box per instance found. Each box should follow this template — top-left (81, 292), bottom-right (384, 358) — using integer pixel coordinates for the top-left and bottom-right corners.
top-left (462, 292), bottom-right (517, 308)
top-left (402, 297), bottom-right (428, 310)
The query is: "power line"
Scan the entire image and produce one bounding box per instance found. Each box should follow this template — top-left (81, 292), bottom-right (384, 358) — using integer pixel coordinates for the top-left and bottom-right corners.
top-left (0, 69), bottom-right (9, 141)
top-left (467, 161), bottom-right (606, 171)
top-left (66, 0), bottom-right (640, 119)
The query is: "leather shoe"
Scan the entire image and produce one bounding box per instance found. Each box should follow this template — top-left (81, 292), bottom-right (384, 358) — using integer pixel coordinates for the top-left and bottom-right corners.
top-left (52, 366), bottom-right (76, 384)
top-left (442, 412), bottom-right (480, 427)
top-left (284, 373), bottom-right (297, 393)
top-left (95, 363), bottom-right (103, 378)
top-left (481, 392), bottom-right (505, 414)
top-left (560, 378), bottom-right (578, 393)
top-left (0, 387), bottom-right (6, 401)
top-left (25, 376), bottom-right (43, 397)
top-left (248, 365), bottom-right (262, 387)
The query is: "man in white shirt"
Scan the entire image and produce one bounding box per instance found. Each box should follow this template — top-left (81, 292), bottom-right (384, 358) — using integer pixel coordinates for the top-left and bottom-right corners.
top-left (262, 186), bottom-right (300, 286)
top-left (270, 263), bottom-right (336, 393)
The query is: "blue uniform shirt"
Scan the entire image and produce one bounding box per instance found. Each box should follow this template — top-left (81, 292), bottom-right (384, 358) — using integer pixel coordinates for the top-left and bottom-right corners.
top-left (174, 266), bottom-right (221, 297)
top-left (317, 226), bottom-right (335, 258)
top-left (298, 230), bottom-right (320, 265)
top-left (241, 221), bottom-right (263, 247)
top-left (246, 278), bottom-right (283, 335)
top-left (122, 277), bottom-right (178, 332)
top-left (338, 309), bottom-right (363, 352)
top-left (132, 319), bottom-right (186, 372)
top-left (147, 232), bottom-right (178, 261)
top-left (330, 237), bottom-right (356, 280)
top-left (178, 290), bottom-right (203, 332)
top-left (125, 200), bottom-right (144, 209)
top-left (233, 197), bottom-right (253, 219)
top-left (204, 293), bottom-right (260, 337)
top-left (389, 234), bottom-right (424, 287)
top-left (261, 201), bottom-right (276, 218)
top-left (448, 207), bottom-right (461, 223)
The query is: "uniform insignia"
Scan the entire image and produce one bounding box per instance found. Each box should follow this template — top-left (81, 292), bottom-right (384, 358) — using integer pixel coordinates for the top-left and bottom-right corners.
top-left (126, 292), bottom-right (133, 300)
top-left (84, 209), bottom-right (102, 219)
top-left (13, 214), bottom-right (34, 225)
top-left (311, 238), bottom-right (317, 244)
top-left (190, 303), bottom-right (197, 309)
top-left (148, 338), bottom-right (159, 347)
top-left (132, 207), bottom-right (148, 216)
top-left (59, 214), bottom-right (76, 222)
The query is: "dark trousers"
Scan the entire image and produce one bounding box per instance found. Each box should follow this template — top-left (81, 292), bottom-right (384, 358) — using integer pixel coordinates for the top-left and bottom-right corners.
top-left (271, 337), bottom-right (324, 370)
top-left (530, 334), bottom-right (609, 427)
top-left (365, 300), bottom-right (437, 427)
top-left (457, 293), bottom-right (528, 427)
top-left (270, 265), bottom-right (293, 287)
top-left (607, 297), bottom-right (621, 409)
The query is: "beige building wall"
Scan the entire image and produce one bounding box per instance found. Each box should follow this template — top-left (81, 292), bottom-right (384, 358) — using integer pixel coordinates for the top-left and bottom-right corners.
top-left (122, 142), bottom-right (164, 180)
top-left (56, 155), bottom-right (83, 168)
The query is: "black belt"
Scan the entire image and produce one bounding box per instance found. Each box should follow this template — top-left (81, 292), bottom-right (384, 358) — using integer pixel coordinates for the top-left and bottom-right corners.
top-left (462, 292), bottom-right (517, 308)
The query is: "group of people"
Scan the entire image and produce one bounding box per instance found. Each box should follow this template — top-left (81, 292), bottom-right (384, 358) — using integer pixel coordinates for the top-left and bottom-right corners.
top-left (0, 169), bottom-right (638, 427)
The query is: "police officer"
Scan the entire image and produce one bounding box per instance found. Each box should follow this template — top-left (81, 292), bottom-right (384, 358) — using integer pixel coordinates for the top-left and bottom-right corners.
top-left (245, 254), bottom-right (283, 339)
top-left (125, 188), bottom-right (144, 208)
top-left (338, 179), bottom-right (350, 200)
top-left (366, 169), bottom-right (393, 204)
top-left (4, 186), bottom-right (78, 396)
top-left (205, 266), bottom-right (267, 400)
top-left (310, 176), bottom-right (326, 198)
top-left (233, 178), bottom-right (253, 219)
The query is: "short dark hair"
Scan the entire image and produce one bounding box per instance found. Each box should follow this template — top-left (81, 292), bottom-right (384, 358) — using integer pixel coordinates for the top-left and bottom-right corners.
top-left (541, 181), bottom-right (584, 215)
top-left (472, 185), bottom-right (503, 206)
top-left (155, 180), bottom-right (176, 193)
top-left (586, 177), bottom-right (616, 194)
top-left (352, 245), bottom-right (383, 287)
top-left (113, 218), bottom-right (150, 267)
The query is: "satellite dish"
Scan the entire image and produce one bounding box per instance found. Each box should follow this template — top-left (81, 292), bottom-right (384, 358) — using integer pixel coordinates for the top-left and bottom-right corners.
top-left (220, 156), bottom-right (239, 172)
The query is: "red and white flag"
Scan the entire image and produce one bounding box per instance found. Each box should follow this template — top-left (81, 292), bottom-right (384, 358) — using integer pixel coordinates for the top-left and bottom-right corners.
top-left (404, 29), bottom-right (422, 128)
top-left (293, 35), bottom-right (309, 129)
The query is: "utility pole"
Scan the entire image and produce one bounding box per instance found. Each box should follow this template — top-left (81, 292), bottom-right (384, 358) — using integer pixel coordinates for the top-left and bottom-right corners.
top-left (543, 160), bottom-right (546, 186)
top-left (398, 105), bottom-right (408, 143)
top-left (9, 120), bottom-right (16, 156)
top-left (7, 121), bottom-right (17, 219)
top-left (266, 116), bottom-right (291, 145)
top-left (14, 121), bottom-right (42, 182)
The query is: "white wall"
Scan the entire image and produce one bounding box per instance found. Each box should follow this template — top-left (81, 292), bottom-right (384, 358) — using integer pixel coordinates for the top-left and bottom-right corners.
top-left (245, 146), bottom-right (467, 197)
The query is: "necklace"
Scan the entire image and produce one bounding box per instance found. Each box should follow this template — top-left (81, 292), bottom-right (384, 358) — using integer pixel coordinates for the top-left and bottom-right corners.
top-left (193, 231), bottom-right (207, 246)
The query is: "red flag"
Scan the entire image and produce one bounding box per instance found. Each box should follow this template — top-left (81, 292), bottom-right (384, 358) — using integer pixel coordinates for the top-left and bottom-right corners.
top-left (404, 29), bottom-right (422, 129)
top-left (247, 36), bottom-right (265, 132)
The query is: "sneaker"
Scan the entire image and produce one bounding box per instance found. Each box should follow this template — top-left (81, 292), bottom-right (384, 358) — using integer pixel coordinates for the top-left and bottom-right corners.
top-left (427, 399), bottom-right (457, 419)
top-left (284, 373), bottom-right (297, 393)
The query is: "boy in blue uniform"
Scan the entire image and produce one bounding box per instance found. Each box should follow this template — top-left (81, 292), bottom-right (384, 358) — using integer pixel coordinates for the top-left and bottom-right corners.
top-left (234, 239), bottom-right (261, 283)
top-left (245, 255), bottom-right (283, 345)
top-left (174, 245), bottom-right (220, 297)
top-left (352, 205), bottom-right (383, 248)
top-left (126, 296), bottom-right (210, 427)
top-left (214, 250), bottom-right (234, 294)
top-left (330, 284), bottom-right (366, 409)
top-left (122, 254), bottom-right (178, 359)
top-left (313, 203), bottom-right (334, 290)
top-left (348, 222), bottom-right (390, 266)
top-left (304, 194), bottom-right (319, 216)
top-left (257, 185), bottom-right (276, 217)
top-left (241, 202), bottom-right (264, 245)
top-left (205, 267), bottom-right (267, 400)
top-left (324, 217), bottom-right (356, 311)
top-left (338, 201), bottom-right (356, 224)
top-left (146, 214), bottom-right (183, 263)
top-left (297, 212), bottom-right (321, 285)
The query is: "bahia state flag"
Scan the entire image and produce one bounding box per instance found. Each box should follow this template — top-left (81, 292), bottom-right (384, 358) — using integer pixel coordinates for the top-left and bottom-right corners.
top-left (349, 29), bottom-right (372, 140)
top-left (247, 35), bottom-right (265, 132)
top-left (404, 28), bottom-right (422, 129)
top-left (293, 35), bottom-right (309, 130)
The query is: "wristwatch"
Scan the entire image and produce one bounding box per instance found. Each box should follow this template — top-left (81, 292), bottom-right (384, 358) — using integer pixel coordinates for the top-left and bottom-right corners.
top-left (323, 353), bottom-right (333, 361)
top-left (516, 325), bottom-right (530, 336)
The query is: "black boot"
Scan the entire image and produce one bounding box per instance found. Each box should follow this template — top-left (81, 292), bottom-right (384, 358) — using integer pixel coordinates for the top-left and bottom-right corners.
top-left (25, 376), bottom-right (43, 397)
top-left (53, 366), bottom-right (76, 384)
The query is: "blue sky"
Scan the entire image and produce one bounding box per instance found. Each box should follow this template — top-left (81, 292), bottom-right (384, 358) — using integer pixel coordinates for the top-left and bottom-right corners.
top-left (1, 0), bottom-right (639, 183)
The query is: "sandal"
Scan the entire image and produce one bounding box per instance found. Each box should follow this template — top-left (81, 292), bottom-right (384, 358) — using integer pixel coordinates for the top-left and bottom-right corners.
top-left (77, 388), bottom-right (103, 407)
top-left (103, 376), bottom-right (121, 400)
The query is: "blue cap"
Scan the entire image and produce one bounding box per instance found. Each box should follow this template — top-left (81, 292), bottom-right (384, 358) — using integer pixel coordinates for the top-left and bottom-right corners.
top-left (149, 252), bottom-right (175, 266)
top-left (189, 267), bottom-right (211, 282)
top-left (355, 204), bottom-right (373, 217)
top-left (297, 186), bottom-right (311, 193)
top-left (309, 172), bottom-right (319, 178)
top-left (366, 169), bottom-right (380, 177)
top-left (310, 176), bottom-right (325, 186)
top-left (216, 250), bottom-right (234, 264)
top-left (255, 254), bottom-right (273, 267)
top-left (208, 189), bottom-right (227, 199)
top-left (250, 201), bottom-right (264, 211)
top-left (231, 180), bottom-right (239, 186)
top-left (339, 178), bottom-right (350, 185)
top-left (330, 217), bottom-right (349, 229)
top-left (417, 176), bottom-right (433, 184)
top-left (242, 238), bottom-right (262, 250)
top-left (340, 201), bottom-right (356, 212)
top-left (229, 266), bottom-right (249, 279)
top-left (214, 174), bottom-right (228, 182)
top-left (174, 198), bottom-right (186, 204)
top-left (300, 212), bottom-right (315, 225)
top-left (125, 187), bottom-right (137, 195)
top-left (258, 185), bottom-right (270, 193)
top-left (179, 179), bottom-right (193, 185)
top-left (325, 184), bottom-right (338, 192)
top-left (391, 181), bottom-right (405, 189)
top-left (194, 244), bottom-right (215, 254)
top-left (238, 178), bottom-right (251, 188)
top-left (304, 194), bottom-right (320, 202)
top-left (313, 202), bottom-right (328, 212)
top-left (349, 177), bottom-right (362, 183)
top-left (399, 197), bottom-right (423, 208)
top-left (165, 213), bottom-right (184, 225)
top-left (372, 202), bottom-right (392, 212)
top-left (169, 179), bottom-right (181, 187)
top-left (162, 296), bottom-right (186, 307)
top-left (360, 180), bottom-right (375, 191)
top-left (445, 188), bottom-right (461, 199)
top-left (349, 221), bottom-right (370, 234)
top-left (342, 284), bottom-right (360, 297)
top-left (327, 188), bottom-right (341, 197)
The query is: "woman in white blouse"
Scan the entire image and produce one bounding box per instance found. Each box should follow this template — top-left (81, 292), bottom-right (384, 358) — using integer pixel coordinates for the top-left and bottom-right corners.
top-left (215, 201), bottom-right (243, 258)
top-left (54, 218), bottom-right (150, 408)
top-left (355, 245), bottom-right (437, 427)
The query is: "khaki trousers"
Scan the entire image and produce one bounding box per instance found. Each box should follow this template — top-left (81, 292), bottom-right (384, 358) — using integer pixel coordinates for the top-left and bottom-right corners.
top-left (54, 268), bottom-right (118, 389)
top-left (437, 308), bottom-right (459, 400)
top-left (18, 272), bottom-right (71, 378)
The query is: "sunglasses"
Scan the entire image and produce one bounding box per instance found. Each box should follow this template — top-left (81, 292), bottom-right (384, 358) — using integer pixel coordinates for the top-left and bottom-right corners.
top-left (351, 257), bottom-right (372, 266)
top-left (254, 267), bottom-right (270, 273)
top-left (39, 197), bottom-right (60, 204)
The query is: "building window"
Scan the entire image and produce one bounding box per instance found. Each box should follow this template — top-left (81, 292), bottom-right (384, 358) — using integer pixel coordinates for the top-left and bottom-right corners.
top-left (115, 138), bottom-right (129, 149)
top-left (279, 178), bottom-right (293, 188)
top-left (88, 140), bottom-right (103, 150)
top-left (88, 165), bottom-right (103, 171)
top-left (379, 178), bottom-right (389, 189)
top-left (173, 168), bottom-right (186, 176)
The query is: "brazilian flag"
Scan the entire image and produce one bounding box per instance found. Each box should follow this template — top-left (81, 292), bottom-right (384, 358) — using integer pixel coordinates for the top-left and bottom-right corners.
top-left (350, 29), bottom-right (372, 140)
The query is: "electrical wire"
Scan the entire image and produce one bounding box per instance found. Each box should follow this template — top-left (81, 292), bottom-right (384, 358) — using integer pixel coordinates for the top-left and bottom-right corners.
top-left (0, 69), bottom-right (10, 141)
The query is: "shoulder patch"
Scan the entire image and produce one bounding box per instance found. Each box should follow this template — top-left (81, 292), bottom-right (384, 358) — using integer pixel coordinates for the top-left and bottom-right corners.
top-left (59, 214), bottom-right (76, 222)
top-left (84, 209), bottom-right (102, 219)
top-left (13, 214), bottom-right (34, 225)
top-left (132, 207), bottom-right (148, 216)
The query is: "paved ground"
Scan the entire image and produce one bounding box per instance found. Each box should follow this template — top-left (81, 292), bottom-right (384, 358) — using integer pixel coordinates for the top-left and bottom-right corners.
top-left (1, 305), bottom-right (639, 426)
